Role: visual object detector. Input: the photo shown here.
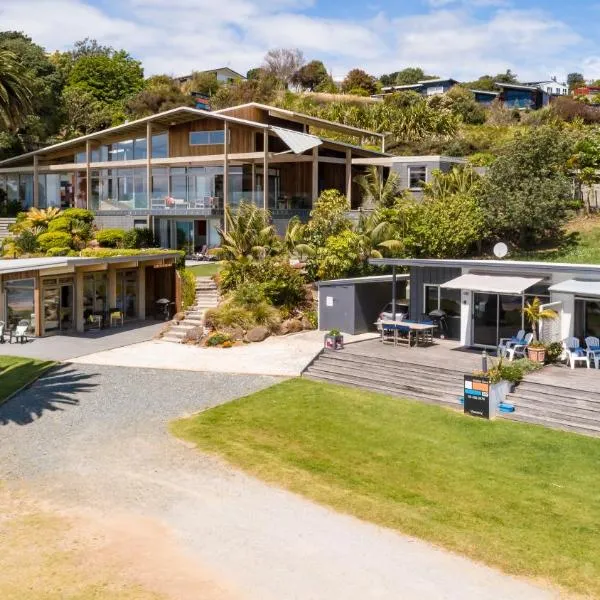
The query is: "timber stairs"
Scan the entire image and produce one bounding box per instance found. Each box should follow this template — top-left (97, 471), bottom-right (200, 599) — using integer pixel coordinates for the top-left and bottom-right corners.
top-left (162, 276), bottom-right (219, 343)
top-left (303, 348), bottom-right (463, 409)
top-left (0, 218), bottom-right (16, 241)
top-left (304, 348), bottom-right (600, 437)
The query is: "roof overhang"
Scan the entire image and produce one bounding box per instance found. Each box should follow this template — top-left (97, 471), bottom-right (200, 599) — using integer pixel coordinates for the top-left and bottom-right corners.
top-left (548, 279), bottom-right (600, 297)
top-left (271, 127), bottom-right (322, 154)
top-left (440, 273), bottom-right (543, 295)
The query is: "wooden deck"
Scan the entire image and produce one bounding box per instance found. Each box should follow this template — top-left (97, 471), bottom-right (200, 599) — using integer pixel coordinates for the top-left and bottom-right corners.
top-left (524, 363), bottom-right (600, 393)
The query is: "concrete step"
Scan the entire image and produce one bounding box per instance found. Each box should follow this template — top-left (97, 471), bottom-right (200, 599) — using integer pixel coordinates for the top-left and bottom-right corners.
top-left (170, 324), bottom-right (200, 333)
top-left (162, 334), bottom-right (184, 343)
top-left (501, 411), bottom-right (600, 437)
top-left (185, 311), bottom-right (205, 319)
top-left (303, 371), bottom-right (460, 409)
top-left (181, 319), bottom-right (203, 327)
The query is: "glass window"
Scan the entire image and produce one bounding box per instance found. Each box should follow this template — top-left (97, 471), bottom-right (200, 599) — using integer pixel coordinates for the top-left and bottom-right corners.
top-left (5, 278), bottom-right (35, 329)
top-left (19, 174), bottom-right (34, 209)
top-left (118, 140), bottom-right (135, 161)
top-left (189, 130), bottom-right (226, 146)
top-left (575, 299), bottom-right (600, 341)
top-left (6, 176), bottom-right (19, 202)
top-left (134, 137), bottom-right (147, 160)
top-left (424, 285), bottom-right (460, 317)
top-left (151, 167), bottom-right (168, 202)
top-left (83, 273), bottom-right (107, 319)
top-left (74, 151), bottom-right (86, 163)
top-left (424, 285), bottom-right (438, 315)
top-left (408, 166), bottom-right (427, 189)
top-left (45, 174), bottom-right (61, 208)
top-left (170, 167), bottom-right (187, 200)
top-left (152, 133), bottom-right (168, 158)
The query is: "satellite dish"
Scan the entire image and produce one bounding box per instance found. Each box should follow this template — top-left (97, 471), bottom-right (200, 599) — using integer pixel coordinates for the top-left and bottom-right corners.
top-left (493, 242), bottom-right (508, 259)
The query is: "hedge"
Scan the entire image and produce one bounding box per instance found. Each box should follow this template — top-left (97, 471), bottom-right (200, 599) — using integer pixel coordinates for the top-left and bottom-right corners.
top-left (61, 208), bottom-right (94, 223)
top-left (37, 231), bottom-right (73, 252)
top-left (95, 228), bottom-right (125, 248)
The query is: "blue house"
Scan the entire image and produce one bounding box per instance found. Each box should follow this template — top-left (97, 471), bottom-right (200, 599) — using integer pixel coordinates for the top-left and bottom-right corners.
top-left (379, 78), bottom-right (460, 97)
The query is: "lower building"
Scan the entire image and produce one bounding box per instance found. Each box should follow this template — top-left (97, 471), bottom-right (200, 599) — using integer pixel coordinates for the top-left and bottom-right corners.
top-left (370, 258), bottom-right (600, 348)
top-left (0, 253), bottom-right (179, 337)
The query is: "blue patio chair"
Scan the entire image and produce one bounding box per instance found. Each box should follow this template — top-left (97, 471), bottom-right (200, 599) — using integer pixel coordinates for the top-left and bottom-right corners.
top-left (585, 336), bottom-right (600, 369)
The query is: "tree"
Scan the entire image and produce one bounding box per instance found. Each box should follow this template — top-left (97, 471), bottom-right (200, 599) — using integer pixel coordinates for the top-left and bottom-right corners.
top-left (126, 75), bottom-right (195, 119)
top-left (463, 70), bottom-right (518, 91)
top-left (394, 67), bottom-right (437, 86)
top-left (355, 166), bottom-right (401, 209)
top-left (0, 49), bottom-right (33, 131)
top-left (567, 133), bottom-right (600, 214)
top-left (341, 69), bottom-right (377, 95)
top-left (427, 85), bottom-right (486, 125)
top-left (522, 297), bottom-right (558, 342)
top-left (316, 230), bottom-right (367, 280)
top-left (180, 71), bottom-right (221, 96)
top-left (567, 72), bottom-right (585, 92)
top-left (262, 48), bottom-right (304, 88)
top-left (211, 73), bottom-right (278, 109)
top-left (284, 216), bottom-right (314, 259)
top-left (480, 126), bottom-right (575, 247)
top-left (62, 87), bottom-right (112, 137)
top-left (246, 67), bottom-right (263, 80)
top-left (291, 60), bottom-right (330, 91)
top-left (304, 189), bottom-right (351, 248)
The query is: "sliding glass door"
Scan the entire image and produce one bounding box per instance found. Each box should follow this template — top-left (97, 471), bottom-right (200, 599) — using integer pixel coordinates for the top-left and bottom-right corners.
top-left (473, 293), bottom-right (524, 347)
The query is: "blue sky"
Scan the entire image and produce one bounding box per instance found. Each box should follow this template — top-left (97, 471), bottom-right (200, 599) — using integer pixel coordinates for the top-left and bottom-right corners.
top-left (3, 0), bottom-right (600, 81)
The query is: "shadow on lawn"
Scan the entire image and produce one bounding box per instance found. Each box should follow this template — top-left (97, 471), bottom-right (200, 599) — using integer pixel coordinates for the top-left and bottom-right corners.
top-left (0, 364), bottom-right (99, 426)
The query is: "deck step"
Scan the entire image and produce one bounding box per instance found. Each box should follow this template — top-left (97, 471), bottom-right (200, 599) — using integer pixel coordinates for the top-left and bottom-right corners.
top-left (502, 411), bottom-right (600, 437)
top-left (161, 334), bottom-right (184, 343)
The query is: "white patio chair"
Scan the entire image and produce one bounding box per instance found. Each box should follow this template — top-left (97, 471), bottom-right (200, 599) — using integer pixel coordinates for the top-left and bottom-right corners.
top-left (0, 320), bottom-right (5, 344)
top-left (11, 320), bottom-right (30, 344)
top-left (498, 329), bottom-right (525, 356)
top-left (585, 336), bottom-right (600, 369)
top-left (504, 332), bottom-right (534, 361)
top-left (563, 337), bottom-right (590, 369)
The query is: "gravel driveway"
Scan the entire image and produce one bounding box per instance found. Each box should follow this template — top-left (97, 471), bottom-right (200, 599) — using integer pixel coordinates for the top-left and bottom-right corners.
top-left (0, 364), bottom-right (557, 600)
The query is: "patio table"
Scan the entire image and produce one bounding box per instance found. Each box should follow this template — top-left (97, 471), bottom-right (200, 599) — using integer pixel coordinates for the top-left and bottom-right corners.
top-left (377, 320), bottom-right (436, 347)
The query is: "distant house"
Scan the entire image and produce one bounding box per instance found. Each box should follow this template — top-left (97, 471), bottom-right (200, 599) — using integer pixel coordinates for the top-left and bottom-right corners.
top-left (523, 79), bottom-right (569, 97)
top-left (471, 90), bottom-right (499, 106)
top-left (574, 86), bottom-right (600, 99)
top-left (496, 79), bottom-right (568, 110)
top-left (377, 78), bottom-right (460, 98)
top-left (176, 67), bottom-right (246, 86)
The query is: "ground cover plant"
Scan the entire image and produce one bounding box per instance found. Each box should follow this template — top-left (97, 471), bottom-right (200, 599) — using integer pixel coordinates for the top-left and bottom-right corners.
top-left (172, 378), bottom-right (600, 597)
top-left (186, 263), bottom-right (222, 277)
top-left (0, 356), bottom-right (55, 403)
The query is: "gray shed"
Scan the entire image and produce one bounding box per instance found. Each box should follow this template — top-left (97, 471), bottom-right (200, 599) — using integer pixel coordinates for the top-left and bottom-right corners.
top-left (318, 274), bottom-right (409, 335)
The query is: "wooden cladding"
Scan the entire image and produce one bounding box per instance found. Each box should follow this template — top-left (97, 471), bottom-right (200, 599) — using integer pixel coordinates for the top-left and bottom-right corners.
top-left (169, 118), bottom-right (256, 158)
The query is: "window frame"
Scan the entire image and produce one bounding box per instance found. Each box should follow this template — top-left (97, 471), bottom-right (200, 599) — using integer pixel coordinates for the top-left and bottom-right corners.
top-left (189, 130), bottom-right (229, 146)
top-left (408, 165), bottom-right (428, 190)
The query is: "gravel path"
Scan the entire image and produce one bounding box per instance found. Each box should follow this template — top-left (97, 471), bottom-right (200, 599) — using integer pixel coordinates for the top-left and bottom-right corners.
top-left (0, 365), bottom-right (557, 600)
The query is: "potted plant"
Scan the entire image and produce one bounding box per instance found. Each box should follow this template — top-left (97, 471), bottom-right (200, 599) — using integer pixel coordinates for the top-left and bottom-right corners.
top-left (522, 297), bottom-right (558, 363)
top-left (324, 328), bottom-right (344, 350)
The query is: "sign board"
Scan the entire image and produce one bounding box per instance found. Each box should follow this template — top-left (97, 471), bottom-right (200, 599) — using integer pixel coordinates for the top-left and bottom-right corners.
top-left (326, 296), bottom-right (334, 307)
top-left (463, 375), bottom-right (491, 419)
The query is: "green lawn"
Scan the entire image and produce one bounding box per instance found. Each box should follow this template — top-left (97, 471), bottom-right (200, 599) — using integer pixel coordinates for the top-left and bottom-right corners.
top-left (172, 378), bottom-right (600, 597)
top-left (186, 262), bottom-right (222, 277)
top-left (0, 356), bottom-right (56, 404)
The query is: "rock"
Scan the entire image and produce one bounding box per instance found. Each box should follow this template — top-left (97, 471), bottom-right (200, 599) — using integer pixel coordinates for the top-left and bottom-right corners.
top-left (173, 312), bottom-right (185, 321)
top-left (280, 318), bottom-right (303, 335)
top-left (301, 317), bottom-right (314, 330)
top-left (245, 326), bottom-right (270, 343)
top-left (222, 325), bottom-right (245, 341)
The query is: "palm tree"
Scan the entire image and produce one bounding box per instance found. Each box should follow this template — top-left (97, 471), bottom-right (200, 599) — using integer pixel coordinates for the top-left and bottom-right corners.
top-left (0, 50), bottom-right (34, 131)
top-left (522, 297), bottom-right (558, 343)
top-left (284, 216), bottom-right (314, 259)
top-left (356, 212), bottom-right (403, 259)
top-left (25, 207), bottom-right (61, 230)
top-left (355, 165), bottom-right (401, 209)
top-left (215, 201), bottom-right (278, 261)
top-left (424, 165), bottom-right (480, 200)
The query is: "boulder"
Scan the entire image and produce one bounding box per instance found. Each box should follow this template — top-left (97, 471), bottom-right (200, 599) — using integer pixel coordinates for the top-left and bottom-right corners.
top-left (222, 325), bottom-right (245, 341)
top-left (280, 318), bottom-right (303, 335)
top-left (245, 326), bottom-right (270, 343)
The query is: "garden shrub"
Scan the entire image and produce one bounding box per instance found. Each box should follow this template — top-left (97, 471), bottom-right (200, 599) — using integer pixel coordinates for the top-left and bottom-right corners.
top-left (204, 303), bottom-right (256, 331)
top-left (206, 332), bottom-right (232, 347)
top-left (545, 342), bottom-right (563, 364)
top-left (79, 247), bottom-right (180, 258)
top-left (180, 269), bottom-right (196, 310)
top-left (123, 227), bottom-right (157, 249)
top-left (61, 208), bottom-right (94, 223)
top-left (305, 310), bottom-right (318, 329)
top-left (37, 231), bottom-right (73, 252)
top-left (95, 228), bottom-right (126, 248)
top-left (251, 301), bottom-right (282, 331)
top-left (46, 246), bottom-right (71, 257)
top-left (47, 216), bottom-right (73, 233)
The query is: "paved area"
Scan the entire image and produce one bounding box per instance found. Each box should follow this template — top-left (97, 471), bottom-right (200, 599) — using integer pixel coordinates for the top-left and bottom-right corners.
top-left (0, 364), bottom-right (556, 599)
top-left (69, 331), bottom-right (379, 376)
top-left (0, 321), bottom-right (164, 361)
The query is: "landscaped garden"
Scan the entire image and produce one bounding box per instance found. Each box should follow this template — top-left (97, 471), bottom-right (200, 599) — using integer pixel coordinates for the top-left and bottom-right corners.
top-left (172, 378), bottom-right (600, 597)
top-left (0, 356), bottom-right (55, 404)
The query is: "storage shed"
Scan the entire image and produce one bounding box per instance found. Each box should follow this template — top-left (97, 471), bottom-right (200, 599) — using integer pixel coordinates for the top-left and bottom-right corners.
top-left (318, 274), bottom-right (409, 334)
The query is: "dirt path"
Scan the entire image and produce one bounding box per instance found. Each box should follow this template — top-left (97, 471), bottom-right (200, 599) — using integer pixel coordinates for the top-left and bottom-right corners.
top-left (0, 365), bottom-right (559, 599)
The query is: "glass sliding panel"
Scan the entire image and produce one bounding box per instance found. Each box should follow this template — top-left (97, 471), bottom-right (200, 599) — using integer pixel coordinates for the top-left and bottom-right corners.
top-left (5, 278), bottom-right (35, 329)
top-left (124, 273), bottom-right (137, 318)
top-left (175, 220), bottom-right (194, 253)
top-left (60, 284), bottom-right (73, 330)
top-left (43, 287), bottom-right (60, 333)
top-left (152, 133), bottom-right (168, 158)
top-left (498, 294), bottom-right (523, 342)
top-left (473, 292), bottom-right (498, 346)
top-left (585, 300), bottom-right (600, 339)
top-left (424, 285), bottom-right (438, 315)
top-left (134, 137), bottom-right (147, 160)
top-left (6, 176), bottom-right (19, 202)
top-left (170, 168), bottom-right (187, 201)
top-left (45, 174), bottom-right (61, 208)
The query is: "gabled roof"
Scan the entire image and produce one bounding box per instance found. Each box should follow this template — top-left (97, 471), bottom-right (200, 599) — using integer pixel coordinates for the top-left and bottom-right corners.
top-left (215, 102), bottom-right (383, 139)
top-left (470, 89), bottom-right (499, 96)
top-left (494, 82), bottom-right (539, 91)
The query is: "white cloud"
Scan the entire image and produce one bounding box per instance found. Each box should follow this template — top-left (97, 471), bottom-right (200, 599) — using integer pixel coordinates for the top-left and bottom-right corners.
top-left (0, 0), bottom-right (596, 83)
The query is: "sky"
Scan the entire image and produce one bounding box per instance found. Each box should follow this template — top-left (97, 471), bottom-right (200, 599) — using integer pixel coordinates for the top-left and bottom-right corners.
top-left (2, 0), bottom-right (600, 82)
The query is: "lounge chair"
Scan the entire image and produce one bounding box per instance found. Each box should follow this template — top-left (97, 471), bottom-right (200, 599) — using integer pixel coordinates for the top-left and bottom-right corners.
top-left (563, 337), bottom-right (590, 369)
top-left (11, 320), bottom-right (30, 344)
top-left (498, 329), bottom-right (525, 357)
top-left (503, 332), bottom-right (533, 361)
top-left (585, 336), bottom-right (600, 369)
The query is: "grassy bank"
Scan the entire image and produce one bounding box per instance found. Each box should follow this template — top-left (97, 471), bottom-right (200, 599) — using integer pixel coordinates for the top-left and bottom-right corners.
top-left (186, 263), bottom-right (222, 277)
top-left (0, 356), bottom-right (56, 404)
top-left (172, 378), bottom-right (600, 597)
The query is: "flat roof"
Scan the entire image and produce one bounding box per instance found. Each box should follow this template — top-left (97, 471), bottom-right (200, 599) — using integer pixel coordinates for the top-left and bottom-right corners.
top-left (0, 252), bottom-right (179, 275)
top-left (369, 257), bottom-right (600, 277)
top-left (318, 274), bottom-right (409, 286)
top-left (470, 89), bottom-right (499, 96)
top-left (352, 155), bottom-right (466, 166)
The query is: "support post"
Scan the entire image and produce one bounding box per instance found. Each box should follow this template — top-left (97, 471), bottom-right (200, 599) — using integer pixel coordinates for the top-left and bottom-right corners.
top-left (33, 155), bottom-right (39, 208)
top-left (391, 265), bottom-right (397, 321)
top-left (263, 130), bottom-right (268, 211)
top-left (251, 162), bottom-right (256, 204)
top-left (311, 146), bottom-right (319, 203)
top-left (75, 270), bottom-right (85, 333)
top-left (107, 267), bottom-right (117, 310)
top-left (345, 148), bottom-right (352, 206)
top-left (85, 139), bottom-right (91, 209)
top-left (381, 134), bottom-right (386, 153)
top-left (137, 265), bottom-right (146, 320)
top-left (146, 121), bottom-right (152, 210)
top-left (223, 122), bottom-right (229, 233)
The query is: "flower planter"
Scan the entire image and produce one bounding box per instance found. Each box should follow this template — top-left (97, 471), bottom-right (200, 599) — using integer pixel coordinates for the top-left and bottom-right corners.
top-left (324, 333), bottom-right (344, 351)
top-left (490, 380), bottom-right (513, 413)
top-left (527, 346), bottom-right (546, 363)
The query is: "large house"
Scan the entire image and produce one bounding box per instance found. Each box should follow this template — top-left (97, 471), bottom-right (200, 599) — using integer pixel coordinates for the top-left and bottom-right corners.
top-left (0, 103), bottom-right (386, 252)
top-left (496, 79), bottom-right (568, 110)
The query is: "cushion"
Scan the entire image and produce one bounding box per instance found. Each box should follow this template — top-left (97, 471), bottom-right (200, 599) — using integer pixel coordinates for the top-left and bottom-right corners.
top-left (569, 347), bottom-right (586, 357)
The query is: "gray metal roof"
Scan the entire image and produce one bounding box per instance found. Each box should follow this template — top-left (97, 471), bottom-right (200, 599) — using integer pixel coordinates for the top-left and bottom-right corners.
top-left (369, 257), bottom-right (600, 277)
top-left (0, 252), bottom-right (179, 275)
top-left (318, 274), bottom-right (409, 286)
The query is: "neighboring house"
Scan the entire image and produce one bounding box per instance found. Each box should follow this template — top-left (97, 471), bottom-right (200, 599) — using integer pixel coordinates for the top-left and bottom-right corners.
top-left (351, 155), bottom-right (467, 201)
top-left (369, 257), bottom-right (600, 348)
top-left (496, 79), bottom-right (568, 110)
top-left (377, 78), bottom-right (460, 98)
top-left (523, 79), bottom-right (569, 97)
top-left (176, 67), bottom-right (246, 85)
top-left (471, 90), bottom-right (499, 106)
top-left (574, 86), bottom-right (600, 99)
top-left (0, 253), bottom-right (179, 336)
top-left (0, 103), bottom-right (386, 250)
